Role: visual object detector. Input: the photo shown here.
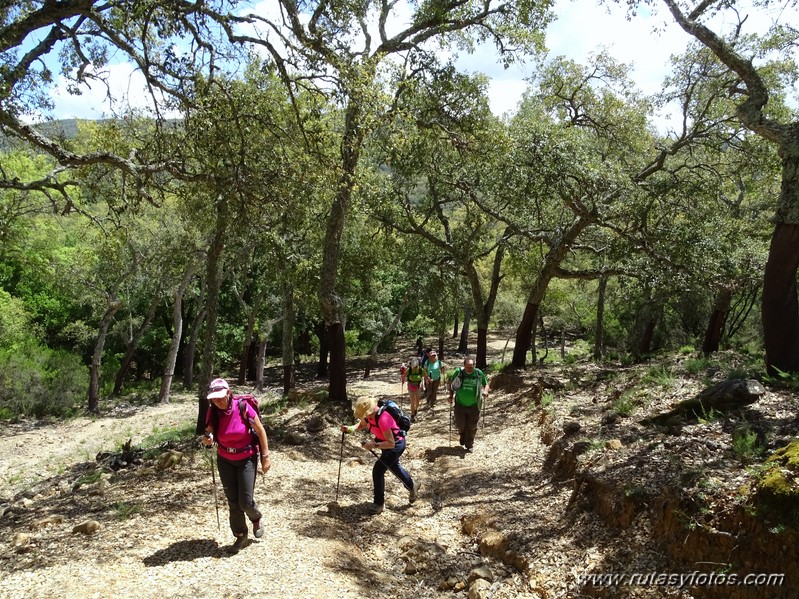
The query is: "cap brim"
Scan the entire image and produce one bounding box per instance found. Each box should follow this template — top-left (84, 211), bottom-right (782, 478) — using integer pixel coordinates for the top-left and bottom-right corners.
top-left (207, 389), bottom-right (228, 400)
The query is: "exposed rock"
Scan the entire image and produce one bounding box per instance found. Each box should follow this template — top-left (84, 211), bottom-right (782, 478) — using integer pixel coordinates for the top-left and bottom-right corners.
top-left (31, 515), bottom-right (65, 530)
top-left (11, 532), bottom-right (31, 549)
top-left (305, 416), bottom-right (326, 433)
top-left (479, 531), bottom-right (508, 557)
top-left (643, 379), bottom-right (766, 427)
top-left (488, 372), bottom-right (525, 393)
top-left (605, 439), bottom-right (622, 450)
top-left (72, 520), bottom-right (101, 535)
top-left (468, 578), bottom-right (491, 599)
top-left (468, 565), bottom-right (494, 583)
top-left (283, 431), bottom-right (306, 445)
top-left (155, 450), bottom-right (183, 471)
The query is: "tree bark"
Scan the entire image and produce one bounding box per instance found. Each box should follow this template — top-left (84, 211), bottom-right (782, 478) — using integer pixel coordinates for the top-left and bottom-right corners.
top-left (112, 295), bottom-right (160, 396)
top-left (702, 286), bottom-right (732, 356)
top-left (160, 261), bottom-right (200, 404)
top-left (281, 282), bottom-right (295, 395)
top-left (512, 213), bottom-right (594, 368)
top-left (458, 303), bottom-right (471, 354)
top-left (195, 220), bottom-right (226, 435)
top-left (318, 98), bottom-right (366, 403)
top-left (763, 222), bottom-right (799, 375)
top-left (315, 320), bottom-right (328, 378)
top-left (593, 274), bottom-right (608, 360)
top-left (88, 298), bottom-right (123, 413)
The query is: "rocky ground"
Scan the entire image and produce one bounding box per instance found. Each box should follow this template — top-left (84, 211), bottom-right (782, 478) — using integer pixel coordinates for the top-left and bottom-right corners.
top-left (0, 337), bottom-right (797, 599)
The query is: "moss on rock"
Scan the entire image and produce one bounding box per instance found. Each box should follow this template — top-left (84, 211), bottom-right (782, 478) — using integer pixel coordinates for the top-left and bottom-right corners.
top-left (753, 441), bottom-right (799, 525)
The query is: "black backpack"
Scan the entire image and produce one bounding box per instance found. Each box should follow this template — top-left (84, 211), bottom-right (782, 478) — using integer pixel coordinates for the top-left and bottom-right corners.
top-left (376, 399), bottom-right (411, 436)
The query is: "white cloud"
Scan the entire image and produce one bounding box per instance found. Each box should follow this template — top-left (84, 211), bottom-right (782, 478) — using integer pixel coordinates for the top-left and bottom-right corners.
top-left (47, 62), bottom-right (178, 121)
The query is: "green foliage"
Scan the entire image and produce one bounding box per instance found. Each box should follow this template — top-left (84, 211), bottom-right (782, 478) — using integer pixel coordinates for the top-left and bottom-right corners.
top-left (541, 391), bottom-right (555, 407)
top-left (731, 427), bottom-right (764, 462)
top-left (683, 357), bottom-right (710, 374)
top-left (141, 422), bottom-right (196, 449)
top-left (643, 364), bottom-right (674, 387)
top-left (0, 289), bottom-right (34, 347)
top-left (114, 501), bottom-right (142, 520)
top-left (612, 390), bottom-right (636, 416)
top-left (678, 345), bottom-right (695, 355)
top-left (0, 340), bottom-right (86, 419)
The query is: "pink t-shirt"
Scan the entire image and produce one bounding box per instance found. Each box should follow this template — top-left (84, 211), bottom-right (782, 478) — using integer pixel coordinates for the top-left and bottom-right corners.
top-left (206, 399), bottom-right (257, 460)
top-left (367, 409), bottom-right (400, 442)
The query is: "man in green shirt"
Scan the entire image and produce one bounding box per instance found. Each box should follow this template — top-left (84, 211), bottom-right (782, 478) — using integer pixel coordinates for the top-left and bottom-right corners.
top-left (447, 357), bottom-right (489, 452)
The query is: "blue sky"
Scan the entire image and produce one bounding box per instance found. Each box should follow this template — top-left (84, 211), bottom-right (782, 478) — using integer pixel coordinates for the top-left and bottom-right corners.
top-left (43, 1), bottom-right (795, 126)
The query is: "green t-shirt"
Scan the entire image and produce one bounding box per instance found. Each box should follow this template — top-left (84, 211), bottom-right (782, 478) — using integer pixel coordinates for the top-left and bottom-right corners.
top-left (406, 366), bottom-right (426, 385)
top-left (427, 359), bottom-right (445, 381)
top-left (450, 367), bottom-right (487, 407)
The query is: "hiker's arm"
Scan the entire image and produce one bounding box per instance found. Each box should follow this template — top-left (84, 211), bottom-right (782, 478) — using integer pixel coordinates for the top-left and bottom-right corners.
top-left (365, 428), bottom-right (395, 450)
top-left (251, 417), bottom-right (271, 473)
top-left (201, 424), bottom-right (214, 446)
top-left (341, 419), bottom-right (367, 433)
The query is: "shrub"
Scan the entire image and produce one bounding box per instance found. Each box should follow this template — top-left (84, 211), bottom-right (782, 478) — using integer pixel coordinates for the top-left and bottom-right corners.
top-left (0, 340), bottom-right (87, 419)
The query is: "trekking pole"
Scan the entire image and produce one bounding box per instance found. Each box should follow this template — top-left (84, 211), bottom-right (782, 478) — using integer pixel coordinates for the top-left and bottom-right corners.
top-left (335, 430), bottom-right (345, 503)
top-left (449, 402), bottom-right (452, 446)
top-left (208, 447), bottom-right (220, 530)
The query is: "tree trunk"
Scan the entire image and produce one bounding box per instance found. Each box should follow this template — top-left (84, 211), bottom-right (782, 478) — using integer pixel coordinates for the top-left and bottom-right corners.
top-left (88, 298), bottom-right (123, 413)
top-left (328, 322), bottom-right (347, 401)
top-left (315, 320), bottom-right (328, 378)
top-left (458, 303), bottom-right (471, 354)
top-left (593, 274), bottom-right (608, 360)
top-left (182, 305), bottom-right (206, 390)
top-left (763, 222), bottom-right (799, 375)
top-left (112, 295), bottom-right (160, 396)
top-left (195, 222), bottom-right (226, 435)
top-left (513, 302), bottom-right (538, 368)
top-left (702, 286), bottom-right (732, 356)
top-left (319, 99), bottom-right (365, 403)
top-left (282, 282), bottom-right (295, 395)
top-left (365, 292), bottom-right (410, 377)
top-left (159, 261), bottom-right (200, 404)
top-left (236, 288), bottom-right (264, 385)
top-left (512, 214), bottom-right (594, 368)
top-left (452, 312), bottom-right (459, 338)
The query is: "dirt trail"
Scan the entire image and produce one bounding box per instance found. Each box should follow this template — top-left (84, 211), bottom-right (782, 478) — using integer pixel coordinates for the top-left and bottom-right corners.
top-left (0, 340), bottom-right (697, 598)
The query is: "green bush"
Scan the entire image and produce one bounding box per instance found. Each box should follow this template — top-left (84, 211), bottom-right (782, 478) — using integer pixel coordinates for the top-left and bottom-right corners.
top-left (0, 289), bottom-right (37, 348)
top-left (0, 340), bottom-right (87, 419)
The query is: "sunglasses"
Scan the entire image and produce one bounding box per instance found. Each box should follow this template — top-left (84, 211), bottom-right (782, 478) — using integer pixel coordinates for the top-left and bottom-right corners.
top-left (209, 386), bottom-right (227, 393)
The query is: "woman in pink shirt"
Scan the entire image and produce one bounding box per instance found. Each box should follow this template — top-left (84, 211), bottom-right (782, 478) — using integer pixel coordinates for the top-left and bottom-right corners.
top-left (202, 378), bottom-right (271, 552)
top-left (341, 396), bottom-right (420, 514)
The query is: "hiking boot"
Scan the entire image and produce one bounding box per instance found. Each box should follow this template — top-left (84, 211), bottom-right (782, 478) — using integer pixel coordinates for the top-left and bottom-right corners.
top-left (228, 535), bottom-right (248, 554)
top-left (409, 479), bottom-right (421, 503)
top-left (465, 446), bottom-right (474, 453)
top-left (367, 503), bottom-right (384, 515)
top-left (253, 519), bottom-right (263, 539)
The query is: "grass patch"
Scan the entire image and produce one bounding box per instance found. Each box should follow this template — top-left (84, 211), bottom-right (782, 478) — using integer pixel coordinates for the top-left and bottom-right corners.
top-left (732, 427), bottom-right (764, 462)
top-left (612, 390), bottom-right (637, 416)
top-left (644, 364), bottom-right (674, 387)
top-left (684, 357), bottom-right (710, 374)
top-left (114, 501), bottom-right (142, 520)
top-left (142, 422), bottom-right (197, 448)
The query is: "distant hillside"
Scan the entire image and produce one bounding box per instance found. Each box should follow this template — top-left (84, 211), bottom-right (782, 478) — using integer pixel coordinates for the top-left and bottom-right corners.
top-left (0, 118), bottom-right (84, 152)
